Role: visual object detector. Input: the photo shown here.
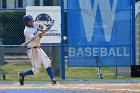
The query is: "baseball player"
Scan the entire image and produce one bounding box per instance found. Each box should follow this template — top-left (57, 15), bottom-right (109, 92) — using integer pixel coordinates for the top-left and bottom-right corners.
top-left (19, 14), bottom-right (57, 85)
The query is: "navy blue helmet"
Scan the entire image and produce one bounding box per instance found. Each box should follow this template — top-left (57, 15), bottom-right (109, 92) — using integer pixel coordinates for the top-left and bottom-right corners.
top-left (23, 14), bottom-right (33, 23)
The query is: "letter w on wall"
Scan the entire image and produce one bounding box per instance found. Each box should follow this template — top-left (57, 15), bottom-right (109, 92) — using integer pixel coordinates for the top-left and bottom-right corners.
top-left (79, 0), bottom-right (117, 42)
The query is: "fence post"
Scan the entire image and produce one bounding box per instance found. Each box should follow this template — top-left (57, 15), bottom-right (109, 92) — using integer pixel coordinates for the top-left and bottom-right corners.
top-left (61, 0), bottom-right (65, 80)
top-left (52, 46), bottom-right (61, 76)
top-left (0, 47), bottom-right (4, 65)
top-left (132, 0), bottom-right (136, 65)
top-left (0, 46), bottom-right (4, 80)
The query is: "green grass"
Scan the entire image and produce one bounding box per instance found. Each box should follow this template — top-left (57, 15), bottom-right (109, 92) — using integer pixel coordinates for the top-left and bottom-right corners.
top-left (0, 63), bottom-right (60, 82)
top-left (66, 67), bottom-right (115, 79)
top-left (0, 63), bottom-right (140, 82)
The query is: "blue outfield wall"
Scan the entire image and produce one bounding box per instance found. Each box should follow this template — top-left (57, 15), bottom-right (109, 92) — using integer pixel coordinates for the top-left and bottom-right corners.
top-left (67, 0), bottom-right (135, 67)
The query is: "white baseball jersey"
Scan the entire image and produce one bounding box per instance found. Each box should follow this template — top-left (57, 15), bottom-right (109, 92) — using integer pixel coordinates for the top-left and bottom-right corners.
top-left (24, 23), bottom-right (41, 48)
top-left (24, 23), bottom-right (51, 74)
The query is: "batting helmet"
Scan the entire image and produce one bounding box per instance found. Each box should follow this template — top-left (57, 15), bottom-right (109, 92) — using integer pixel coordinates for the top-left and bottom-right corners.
top-left (23, 14), bottom-right (33, 23)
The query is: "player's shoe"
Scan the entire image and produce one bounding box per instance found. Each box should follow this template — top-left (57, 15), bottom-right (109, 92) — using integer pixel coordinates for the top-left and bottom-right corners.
top-left (18, 73), bottom-right (24, 85)
top-left (52, 80), bottom-right (57, 85)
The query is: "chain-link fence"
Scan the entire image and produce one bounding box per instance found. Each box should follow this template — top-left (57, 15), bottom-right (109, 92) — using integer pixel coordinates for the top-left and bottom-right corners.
top-left (0, 0), bottom-right (62, 81)
top-left (0, 45), bottom-right (61, 81)
top-left (0, 0), bottom-right (137, 82)
top-left (65, 0), bottom-right (135, 80)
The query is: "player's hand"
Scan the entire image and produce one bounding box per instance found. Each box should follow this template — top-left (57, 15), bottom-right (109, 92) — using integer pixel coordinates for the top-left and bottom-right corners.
top-left (38, 32), bottom-right (44, 38)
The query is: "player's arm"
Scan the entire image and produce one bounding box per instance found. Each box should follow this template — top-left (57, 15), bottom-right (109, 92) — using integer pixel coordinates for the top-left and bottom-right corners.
top-left (38, 24), bottom-right (50, 38)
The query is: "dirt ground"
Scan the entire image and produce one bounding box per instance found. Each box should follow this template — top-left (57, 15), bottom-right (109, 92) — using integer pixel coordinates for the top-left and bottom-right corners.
top-left (0, 82), bottom-right (140, 93)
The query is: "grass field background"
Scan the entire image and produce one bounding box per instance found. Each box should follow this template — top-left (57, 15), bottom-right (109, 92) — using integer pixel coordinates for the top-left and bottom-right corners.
top-left (0, 62), bottom-right (139, 82)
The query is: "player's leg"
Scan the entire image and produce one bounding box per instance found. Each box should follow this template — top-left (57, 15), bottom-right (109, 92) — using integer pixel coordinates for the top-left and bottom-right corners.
top-left (19, 49), bottom-right (33, 85)
top-left (30, 48), bottom-right (42, 74)
top-left (40, 48), bottom-right (57, 84)
top-left (19, 48), bottom-right (41, 85)
top-left (19, 69), bottom-right (34, 85)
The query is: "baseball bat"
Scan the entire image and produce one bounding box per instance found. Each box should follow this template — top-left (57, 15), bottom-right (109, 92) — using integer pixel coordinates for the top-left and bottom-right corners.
top-left (21, 28), bottom-right (48, 47)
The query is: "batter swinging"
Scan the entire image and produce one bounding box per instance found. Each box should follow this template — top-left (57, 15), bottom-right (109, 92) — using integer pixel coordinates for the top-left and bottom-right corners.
top-left (19, 14), bottom-right (57, 85)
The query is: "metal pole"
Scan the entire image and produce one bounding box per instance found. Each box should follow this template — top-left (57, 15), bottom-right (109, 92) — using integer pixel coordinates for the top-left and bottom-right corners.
top-left (132, 0), bottom-right (136, 65)
top-left (61, 0), bottom-right (65, 79)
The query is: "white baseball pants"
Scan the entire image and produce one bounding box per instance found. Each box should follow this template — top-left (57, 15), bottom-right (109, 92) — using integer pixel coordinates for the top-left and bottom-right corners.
top-left (27, 48), bottom-right (51, 74)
